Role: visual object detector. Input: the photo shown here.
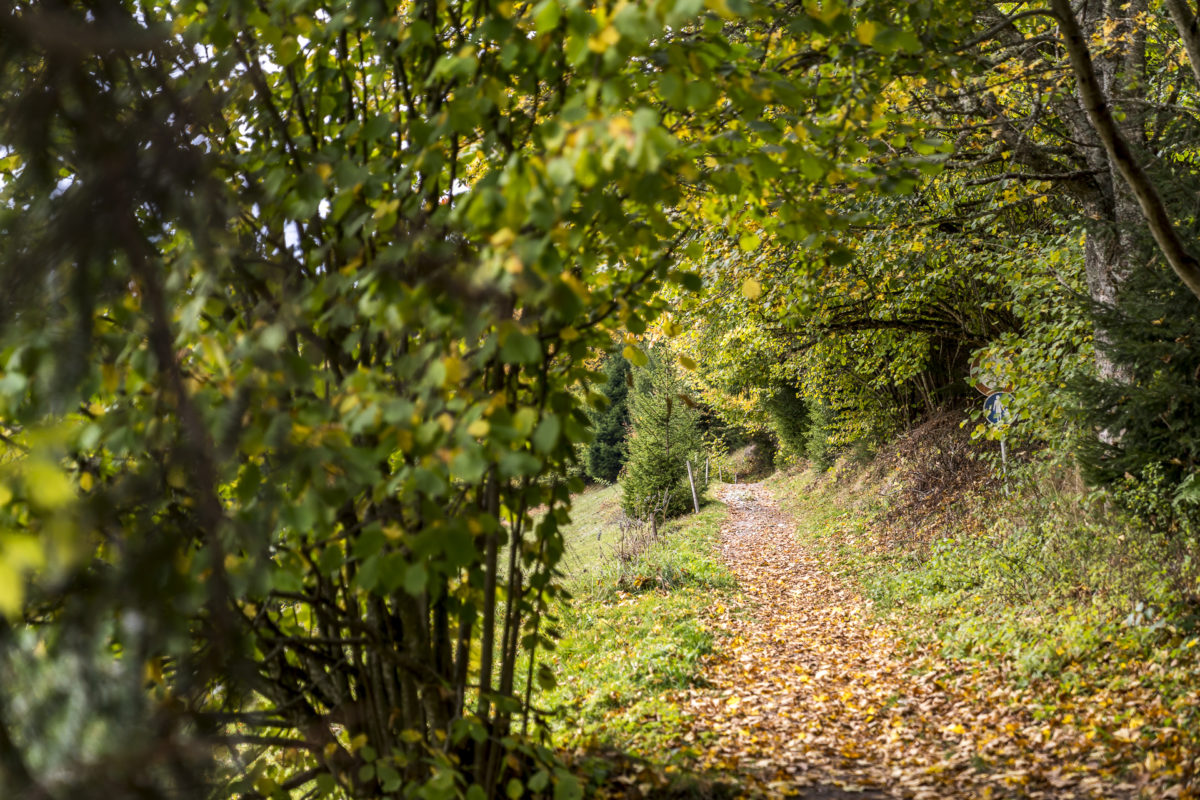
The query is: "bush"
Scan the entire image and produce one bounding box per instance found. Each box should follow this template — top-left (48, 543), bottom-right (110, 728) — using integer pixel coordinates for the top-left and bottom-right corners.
top-left (806, 400), bottom-right (836, 470)
top-left (765, 383), bottom-right (809, 466)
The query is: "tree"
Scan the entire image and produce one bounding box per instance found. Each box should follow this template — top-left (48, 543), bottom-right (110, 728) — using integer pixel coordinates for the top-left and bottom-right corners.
top-left (586, 353), bottom-right (631, 484)
top-left (621, 351), bottom-right (704, 520)
top-left (0, 0), bottom-right (970, 797)
top-left (928, 4), bottom-right (1200, 351)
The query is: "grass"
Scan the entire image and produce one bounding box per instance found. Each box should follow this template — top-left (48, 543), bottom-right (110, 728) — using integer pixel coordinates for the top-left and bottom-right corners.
top-left (537, 486), bottom-right (735, 758)
top-left (554, 484), bottom-right (627, 581)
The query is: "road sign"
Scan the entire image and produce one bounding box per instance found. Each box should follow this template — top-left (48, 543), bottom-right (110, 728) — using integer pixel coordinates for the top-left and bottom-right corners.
top-left (969, 353), bottom-right (1014, 396)
top-left (984, 391), bottom-right (1012, 426)
top-left (984, 391), bottom-right (1014, 492)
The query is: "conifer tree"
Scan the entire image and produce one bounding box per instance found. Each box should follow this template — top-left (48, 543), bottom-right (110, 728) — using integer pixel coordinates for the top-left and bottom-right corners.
top-left (1077, 263), bottom-right (1200, 528)
top-left (587, 353), bottom-right (631, 483)
top-left (620, 351), bottom-right (703, 520)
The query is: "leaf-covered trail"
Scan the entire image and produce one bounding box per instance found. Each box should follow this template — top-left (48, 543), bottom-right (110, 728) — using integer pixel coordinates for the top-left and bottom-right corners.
top-left (668, 484), bottom-right (1144, 799)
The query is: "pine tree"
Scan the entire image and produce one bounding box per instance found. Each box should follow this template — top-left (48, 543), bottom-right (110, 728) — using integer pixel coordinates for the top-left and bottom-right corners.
top-left (620, 351), bottom-right (704, 520)
top-left (586, 353), bottom-right (631, 483)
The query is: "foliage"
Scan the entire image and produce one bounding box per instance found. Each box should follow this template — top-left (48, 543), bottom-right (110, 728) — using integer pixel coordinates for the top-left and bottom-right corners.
top-left (1077, 265), bottom-right (1200, 527)
top-left (585, 353), bottom-right (631, 484)
top-left (0, 0), bottom-right (984, 794)
top-left (5, 0), bottom-right (1200, 795)
top-left (620, 351), bottom-right (704, 520)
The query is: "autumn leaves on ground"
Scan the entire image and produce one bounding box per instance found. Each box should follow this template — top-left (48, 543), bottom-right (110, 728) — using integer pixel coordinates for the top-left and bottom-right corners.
top-left (674, 484), bottom-right (1155, 798)
top-left (548, 459), bottom-right (1200, 799)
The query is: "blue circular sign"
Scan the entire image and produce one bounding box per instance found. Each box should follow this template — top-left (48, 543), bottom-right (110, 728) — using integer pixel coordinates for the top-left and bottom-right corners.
top-left (984, 391), bottom-right (1012, 426)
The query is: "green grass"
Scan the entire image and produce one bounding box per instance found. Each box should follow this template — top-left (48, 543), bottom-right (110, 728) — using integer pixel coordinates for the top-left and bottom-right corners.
top-left (554, 484), bottom-right (626, 581)
top-left (538, 495), bottom-right (734, 757)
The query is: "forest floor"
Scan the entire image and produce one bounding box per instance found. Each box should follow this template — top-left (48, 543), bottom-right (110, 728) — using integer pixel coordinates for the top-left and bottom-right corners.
top-left (646, 483), bottom-right (1163, 799)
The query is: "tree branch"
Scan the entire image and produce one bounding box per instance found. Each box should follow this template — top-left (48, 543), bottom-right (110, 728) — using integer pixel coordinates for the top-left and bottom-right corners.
top-left (1165, 0), bottom-right (1200, 93)
top-left (1051, 0), bottom-right (1200, 302)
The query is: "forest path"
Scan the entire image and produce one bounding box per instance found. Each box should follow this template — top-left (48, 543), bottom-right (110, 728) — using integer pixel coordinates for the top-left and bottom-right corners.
top-left (667, 483), bottom-right (1134, 799)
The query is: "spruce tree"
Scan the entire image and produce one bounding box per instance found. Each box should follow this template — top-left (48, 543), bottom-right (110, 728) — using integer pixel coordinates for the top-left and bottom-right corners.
top-left (620, 350), bottom-right (704, 519)
top-left (586, 353), bottom-right (631, 483)
top-left (1077, 263), bottom-right (1200, 528)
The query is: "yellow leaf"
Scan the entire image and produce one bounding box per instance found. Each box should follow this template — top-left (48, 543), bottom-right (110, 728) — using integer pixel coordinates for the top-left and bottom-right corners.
top-left (622, 345), bottom-right (648, 367)
top-left (3, 535), bottom-right (44, 572)
top-left (442, 356), bottom-right (465, 387)
top-left (741, 278), bottom-right (763, 300)
top-left (101, 363), bottom-right (120, 393)
top-left (490, 227), bottom-right (516, 248)
top-left (0, 483), bottom-right (11, 506)
top-left (855, 20), bottom-right (878, 45)
top-left (467, 419), bottom-right (490, 437)
top-left (805, 0), bottom-right (842, 24)
top-left (167, 466), bottom-right (188, 489)
top-left (705, 0), bottom-right (736, 18)
top-left (79, 472), bottom-right (94, 492)
top-left (253, 777), bottom-right (279, 796)
top-left (372, 198), bottom-right (399, 220)
top-left (0, 561), bottom-right (23, 619)
top-left (26, 462), bottom-right (75, 509)
top-left (679, 354), bottom-right (697, 370)
top-left (144, 658), bottom-right (165, 685)
top-left (587, 25), bottom-right (620, 53)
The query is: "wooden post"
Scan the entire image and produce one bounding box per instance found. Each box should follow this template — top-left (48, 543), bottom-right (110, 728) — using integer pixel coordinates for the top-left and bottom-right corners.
top-left (686, 460), bottom-right (700, 514)
top-left (704, 456), bottom-right (709, 486)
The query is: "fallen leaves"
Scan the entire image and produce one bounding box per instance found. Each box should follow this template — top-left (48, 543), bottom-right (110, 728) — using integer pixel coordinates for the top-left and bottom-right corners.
top-left (645, 484), bottom-right (1200, 799)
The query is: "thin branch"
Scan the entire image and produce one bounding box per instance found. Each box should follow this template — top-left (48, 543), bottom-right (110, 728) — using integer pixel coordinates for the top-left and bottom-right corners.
top-left (1051, 0), bottom-right (1200, 302)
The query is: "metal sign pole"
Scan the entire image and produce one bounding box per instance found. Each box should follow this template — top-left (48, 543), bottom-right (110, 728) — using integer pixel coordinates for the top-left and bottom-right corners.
top-left (999, 436), bottom-right (1009, 495)
top-left (983, 390), bottom-right (1013, 496)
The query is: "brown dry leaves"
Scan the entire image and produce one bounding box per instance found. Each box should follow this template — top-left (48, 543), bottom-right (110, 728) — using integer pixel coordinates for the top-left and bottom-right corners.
top-left (658, 484), bottom-right (1198, 799)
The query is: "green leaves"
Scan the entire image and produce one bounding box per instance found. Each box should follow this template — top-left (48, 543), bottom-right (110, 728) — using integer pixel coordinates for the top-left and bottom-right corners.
top-left (0, 0), bottom-right (1000, 795)
top-left (623, 345), bottom-right (649, 367)
top-left (501, 329), bottom-right (542, 365)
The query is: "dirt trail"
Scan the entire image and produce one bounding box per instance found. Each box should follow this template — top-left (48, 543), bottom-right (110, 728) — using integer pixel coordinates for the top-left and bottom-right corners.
top-left (668, 483), bottom-right (1139, 799)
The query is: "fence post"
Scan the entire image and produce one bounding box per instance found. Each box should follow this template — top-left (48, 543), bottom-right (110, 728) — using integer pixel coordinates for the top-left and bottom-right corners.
top-left (686, 460), bottom-right (700, 514)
